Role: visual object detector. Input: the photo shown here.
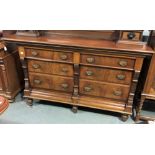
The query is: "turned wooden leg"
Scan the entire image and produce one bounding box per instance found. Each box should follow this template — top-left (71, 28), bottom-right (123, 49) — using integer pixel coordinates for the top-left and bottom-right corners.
top-left (135, 95), bottom-right (146, 122)
top-left (120, 114), bottom-right (129, 122)
top-left (26, 98), bottom-right (33, 106)
top-left (135, 107), bottom-right (140, 122)
top-left (71, 106), bottom-right (78, 113)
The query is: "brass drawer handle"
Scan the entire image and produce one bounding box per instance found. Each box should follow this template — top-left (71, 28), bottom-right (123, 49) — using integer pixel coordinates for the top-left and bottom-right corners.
top-left (86, 57), bottom-right (95, 63)
top-left (84, 86), bottom-right (92, 92)
top-left (34, 79), bottom-right (41, 84)
top-left (116, 74), bottom-right (126, 80)
top-left (118, 60), bottom-right (128, 67)
top-left (32, 64), bottom-right (40, 69)
top-left (31, 50), bottom-right (38, 56)
top-left (113, 90), bottom-right (122, 96)
top-left (86, 70), bottom-right (94, 76)
top-left (61, 83), bottom-right (69, 89)
top-left (60, 54), bottom-right (68, 60)
top-left (61, 67), bottom-right (68, 72)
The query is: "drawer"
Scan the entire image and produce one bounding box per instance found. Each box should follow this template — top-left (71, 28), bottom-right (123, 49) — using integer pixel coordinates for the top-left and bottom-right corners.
top-left (52, 76), bottom-right (73, 93)
top-left (53, 52), bottom-right (73, 62)
top-left (25, 48), bottom-right (53, 59)
top-left (29, 73), bottom-right (73, 93)
top-left (80, 66), bottom-right (133, 85)
top-left (121, 31), bottom-right (142, 41)
top-left (28, 60), bottom-right (53, 74)
top-left (28, 60), bottom-right (73, 76)
top-left (81, 54), bottom-right (135, 69)
top-left (79, 80), bottom-right (130, 101)
top-left (52, 63), bottom-right (73, 76)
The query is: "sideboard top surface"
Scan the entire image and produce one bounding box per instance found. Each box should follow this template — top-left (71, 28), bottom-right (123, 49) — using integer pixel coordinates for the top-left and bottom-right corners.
top-left (2, 32), bottom-right (154, 54)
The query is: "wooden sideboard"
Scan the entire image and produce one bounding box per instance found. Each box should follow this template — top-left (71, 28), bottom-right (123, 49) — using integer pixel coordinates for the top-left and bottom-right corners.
top-left (0, 42), bottom-right (24, 102)
top-left (2, 30), bottom-right (154, 121)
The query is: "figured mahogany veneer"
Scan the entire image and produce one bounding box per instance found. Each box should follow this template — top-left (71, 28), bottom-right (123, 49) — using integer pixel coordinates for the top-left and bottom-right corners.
top-left (26, 48), bottom-right (73, 62)
top-left (80, 53), bottom-right (135, 69)
top-left (2, 30), bottom-right (154, 121)
top-left (80, 66), bottom-right (132, 85)
top-left (79, 79), bottom-right (130, 101)
top-left (29, 73), bottom-right (74, 93)
top-left (28, 60), bottom-right (73, 76)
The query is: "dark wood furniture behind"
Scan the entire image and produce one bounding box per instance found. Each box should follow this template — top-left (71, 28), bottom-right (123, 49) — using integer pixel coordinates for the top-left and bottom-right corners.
top-left (0, 42), bottom-right (24, 102)
top-left (135, 31), bottom-right (155, 121)
top-left (2, 30), bottom-right (154, 121)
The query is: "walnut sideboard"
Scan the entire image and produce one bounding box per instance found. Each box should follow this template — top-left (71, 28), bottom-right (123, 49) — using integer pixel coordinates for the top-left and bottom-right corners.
top-left (2, 30), bottom-right (154, 121)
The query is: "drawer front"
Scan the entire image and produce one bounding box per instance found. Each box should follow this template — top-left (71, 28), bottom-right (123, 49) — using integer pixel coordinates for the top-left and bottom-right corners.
top-left (28, 60), bottom-right (73, 76)
top-left (53, 52), bottom-right (73, 62)
top-left (79, 80), bottom-right (130, 101)
top-left (52, 63), bottom-right (73, 77)
top-left (80, 66), bottom-right (133, 85)
top-left (29, 73), bottom-right (73, 93)
top-left (28, 60), bottom-right (53, 74)
top-left (81, 54), bottom-right (135, 69)
top-left (25, 48), bottom-right (53, 59)
top-left (29, 74), bottom-right (51, 90)
top-left (121, 31), bottom-right (142, 41)
top-left (52, 76), bottom-right (73, 92)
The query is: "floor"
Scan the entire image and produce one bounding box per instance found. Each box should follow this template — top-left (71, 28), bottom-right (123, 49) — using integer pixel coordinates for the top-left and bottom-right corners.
top-left (0, 94), bottom-right (136, 124)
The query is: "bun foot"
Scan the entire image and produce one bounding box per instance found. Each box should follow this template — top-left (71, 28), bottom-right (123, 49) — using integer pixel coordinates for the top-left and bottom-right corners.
top-left (120, 114), bottom-right (129, 122)
top-left (27, 98), bottom-right (33, 106)
top-left (71, 106), bottom-right (78, 113)
top-left (135, 115), bottom-right (140, 122)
